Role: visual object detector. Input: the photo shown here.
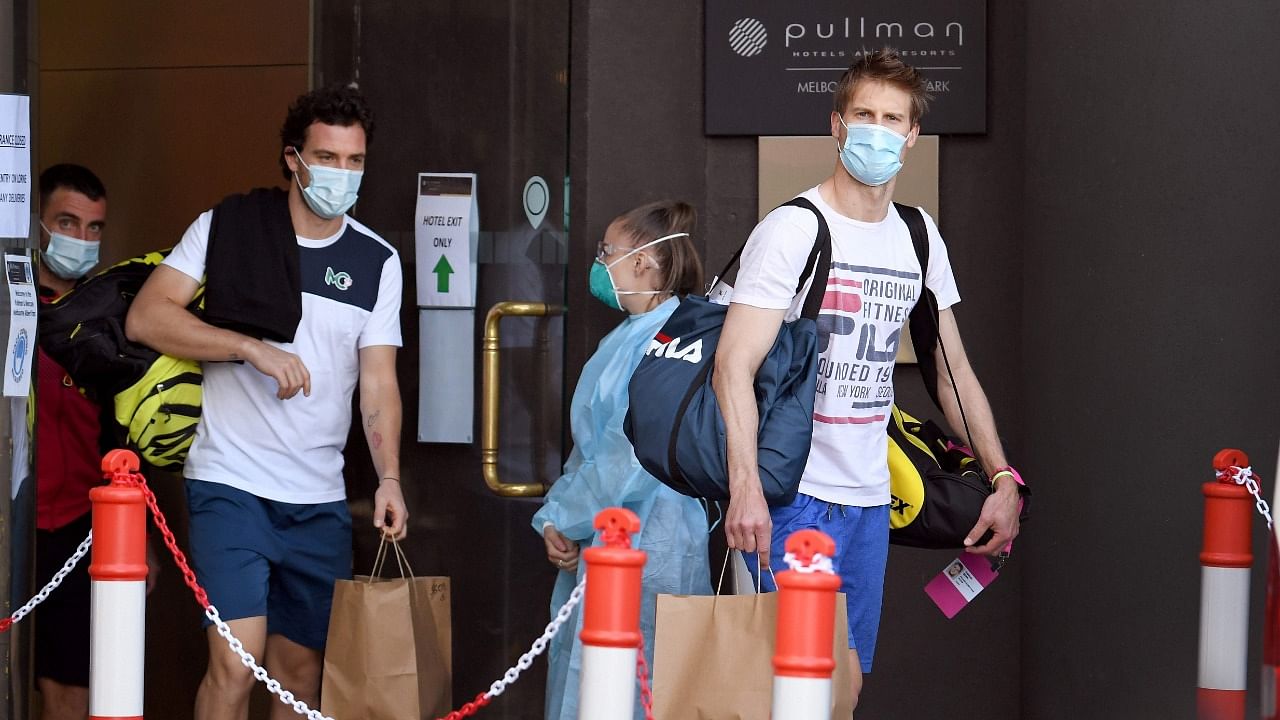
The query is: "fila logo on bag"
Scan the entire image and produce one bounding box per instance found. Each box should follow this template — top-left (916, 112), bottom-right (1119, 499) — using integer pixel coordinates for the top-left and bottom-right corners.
top-left (645, 332), bottom-right (704, 364)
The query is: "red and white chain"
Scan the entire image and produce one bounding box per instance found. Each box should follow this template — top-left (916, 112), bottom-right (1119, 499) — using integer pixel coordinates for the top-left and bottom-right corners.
top-left (0, 531), bottom-right (93, 633)
top-left (135, 472), bottom-right (333, 720)
top-left (205, 604), bottom-right (333, 719)
top-left (636, 636), bottom-right (655, 720)
top-left (783, 551), bottom-right (835, 575)
top-left (138, 457), bottom-right (592, 720)
top-left (486, 578), bottom-right (585, 699)
top-left (1219, 465), bottom-right (1272, 530)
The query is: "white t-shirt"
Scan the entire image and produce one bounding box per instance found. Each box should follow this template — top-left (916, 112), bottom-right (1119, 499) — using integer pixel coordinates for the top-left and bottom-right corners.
top-left (164, 210), bottom-right (403, 503)
top-left (726, 186), bottom-right (960, 506)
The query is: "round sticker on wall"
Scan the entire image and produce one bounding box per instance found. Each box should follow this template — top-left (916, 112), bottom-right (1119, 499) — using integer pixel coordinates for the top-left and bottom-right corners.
top-left (523, 176), bottom-right (549, 230)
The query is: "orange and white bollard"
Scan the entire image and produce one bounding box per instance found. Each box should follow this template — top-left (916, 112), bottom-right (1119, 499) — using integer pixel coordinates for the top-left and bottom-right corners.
top-left (89, 450), bottom-right (148, 720)
top-left (1198, 448), bottom-right (1254, 720)
top-left (578, 508), bottom-right (645, 720)
top-left (773, 529), bottom-right (841, 720)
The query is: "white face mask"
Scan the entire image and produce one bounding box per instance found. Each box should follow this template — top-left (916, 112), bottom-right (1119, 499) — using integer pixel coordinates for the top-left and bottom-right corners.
top-left (292, 148), bottom-right (363, 219)
top-left (40, 223), bottom-right (100, 279)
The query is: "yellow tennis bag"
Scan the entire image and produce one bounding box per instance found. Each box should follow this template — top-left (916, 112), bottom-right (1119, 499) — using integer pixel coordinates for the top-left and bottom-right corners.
top-left (887, 404), bottom-right (1028, 549)
top-left (38, 250), bottom-right (203, 470)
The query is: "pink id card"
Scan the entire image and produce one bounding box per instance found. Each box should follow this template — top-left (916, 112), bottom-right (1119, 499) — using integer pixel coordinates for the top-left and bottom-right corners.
top-left (924, 553), bottom-right (1001, 619)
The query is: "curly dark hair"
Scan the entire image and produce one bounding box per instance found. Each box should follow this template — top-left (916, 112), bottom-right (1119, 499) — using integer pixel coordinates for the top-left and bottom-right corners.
top-left (278, 83), bottom-right (375, 180)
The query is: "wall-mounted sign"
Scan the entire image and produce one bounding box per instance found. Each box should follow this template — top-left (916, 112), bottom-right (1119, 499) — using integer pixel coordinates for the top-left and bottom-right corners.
top-left (3, 254), bottom-right (36, 397)
top-left (706, 1), bottom-right (986, 136)
top-left (415, 173), bottom-right (478, 308)
top-left (414, 172), bottom-right (478, 444)
top-left (0, 94), bottom-right (32, 239)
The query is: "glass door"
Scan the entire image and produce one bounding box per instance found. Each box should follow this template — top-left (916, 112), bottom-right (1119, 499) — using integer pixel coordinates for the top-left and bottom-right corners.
top-left (315, 2), bottom-right (571, 716)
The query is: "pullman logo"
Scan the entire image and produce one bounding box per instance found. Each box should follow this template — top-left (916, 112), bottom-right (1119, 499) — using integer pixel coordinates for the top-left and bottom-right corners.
top-left (729, 17), bottom-right (768, 57)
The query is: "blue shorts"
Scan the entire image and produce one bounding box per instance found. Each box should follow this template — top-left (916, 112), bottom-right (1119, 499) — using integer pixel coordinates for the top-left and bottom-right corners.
top-left (185, 479), bottom-right (352, 650)
top-left (750, 494), bottom-right (889, 674)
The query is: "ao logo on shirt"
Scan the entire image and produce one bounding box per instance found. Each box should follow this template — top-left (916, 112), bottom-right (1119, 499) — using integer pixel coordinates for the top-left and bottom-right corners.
top-left (325, 266), bottom-right (353, 291)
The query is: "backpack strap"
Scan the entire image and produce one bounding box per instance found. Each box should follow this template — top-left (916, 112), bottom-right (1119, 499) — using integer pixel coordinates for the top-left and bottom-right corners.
top-left (894, 202), bottom-right (941, 407)
top-left (893, 203), bottom-right (982, 464)
top-left (779, 197), bottom-right (833, 321)
top-left (707, 196), bottom-right (833, 322)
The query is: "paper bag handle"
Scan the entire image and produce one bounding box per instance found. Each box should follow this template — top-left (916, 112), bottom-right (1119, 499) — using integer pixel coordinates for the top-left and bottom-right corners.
top-left (715, 550), bottom-right (777, 596)
top-left (369, 534), bottom-right (417, 581)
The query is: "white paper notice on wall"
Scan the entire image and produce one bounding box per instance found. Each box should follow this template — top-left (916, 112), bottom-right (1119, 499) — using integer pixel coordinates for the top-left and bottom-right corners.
top-left (0, 94), bottom-right (32, 240)
top-left (3, 254), bottom-right (36, 397)
top-left (415, 173), bottom-right (478, 308)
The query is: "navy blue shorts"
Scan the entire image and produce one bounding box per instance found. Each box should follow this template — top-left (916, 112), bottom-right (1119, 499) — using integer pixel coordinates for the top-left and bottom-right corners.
top-left (750, 494), bottom-right (890, 674)
top-left (185, 479), bottom-right (352, 650)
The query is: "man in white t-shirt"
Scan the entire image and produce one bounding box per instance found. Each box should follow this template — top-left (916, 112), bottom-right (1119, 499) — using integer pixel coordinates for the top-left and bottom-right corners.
top-left (126, 84), bottom-right (406, 720)
top-left (714, 50), bottom-right (1022, 709)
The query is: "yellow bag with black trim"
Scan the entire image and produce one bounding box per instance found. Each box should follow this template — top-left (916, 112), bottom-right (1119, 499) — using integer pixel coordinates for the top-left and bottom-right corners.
top-left (38, 250), bottom-right (204, 470)
top-left (887, 405), bottom-right (1028, 549)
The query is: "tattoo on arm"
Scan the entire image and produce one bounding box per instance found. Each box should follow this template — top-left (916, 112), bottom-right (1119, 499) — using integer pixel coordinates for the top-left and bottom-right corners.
top-left (372, 431), bottom-right (383, 449)
top-left (366, 409), bottom-right (381, 430)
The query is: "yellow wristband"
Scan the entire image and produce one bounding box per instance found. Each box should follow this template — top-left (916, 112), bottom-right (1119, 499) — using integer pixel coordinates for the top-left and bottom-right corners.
top-left (990, 470), bottom-right (1016, 486)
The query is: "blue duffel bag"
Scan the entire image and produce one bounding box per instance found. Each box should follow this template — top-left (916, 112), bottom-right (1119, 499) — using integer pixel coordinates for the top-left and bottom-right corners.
top-left (623, 197), bottom-right (831, 505)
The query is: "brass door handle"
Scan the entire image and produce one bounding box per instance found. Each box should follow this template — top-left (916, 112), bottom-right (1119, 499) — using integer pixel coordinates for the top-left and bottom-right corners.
top-left (481, 301), bottom-right (566, 497)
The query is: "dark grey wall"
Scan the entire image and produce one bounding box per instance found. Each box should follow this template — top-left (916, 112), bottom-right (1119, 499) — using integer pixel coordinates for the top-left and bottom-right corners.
top-left (1020, 3), bottom-right (1280, 718)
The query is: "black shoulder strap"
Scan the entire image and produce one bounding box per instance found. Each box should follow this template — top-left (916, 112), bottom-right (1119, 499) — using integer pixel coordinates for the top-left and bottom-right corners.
top-left (707, 196), bottom-right (832, 322)
top-left (894, 202), bottom-right (940, 406)
top-left (893, 203), bottom-right (981, 461)
top-left (895, 201), bottom-right (931, 280)
top-left (780, 197), bottom-right (832, 320)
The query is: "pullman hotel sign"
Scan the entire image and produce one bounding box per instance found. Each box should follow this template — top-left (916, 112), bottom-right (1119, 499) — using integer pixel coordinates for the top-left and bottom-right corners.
top-left (706, 1), bottom-right (987, 136)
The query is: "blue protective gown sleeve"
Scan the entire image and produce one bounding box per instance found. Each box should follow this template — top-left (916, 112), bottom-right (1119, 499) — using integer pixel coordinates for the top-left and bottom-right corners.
top-left (531, 296), bottom-right (682, 542)
top-left (531, 296), bottom-right (712, 720)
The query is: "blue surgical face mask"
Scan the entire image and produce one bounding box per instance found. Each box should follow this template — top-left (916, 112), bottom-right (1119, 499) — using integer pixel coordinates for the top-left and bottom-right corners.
top-left (292, 148), bottom-right (362, 219)
top-left (40, 223), bottom-right (100, 279)
top-left (837, 118), bottom-right (909, 187)
top-left (588, 232), bottom-right (687, 312)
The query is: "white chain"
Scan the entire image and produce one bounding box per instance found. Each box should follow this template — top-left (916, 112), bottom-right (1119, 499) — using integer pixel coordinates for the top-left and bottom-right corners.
top-left (487, 577), bottom-right (587, 698)
top-left (205, 605), bottom-right (332, 720)
top-left (1226, 466), bottom-right (1273, 530)
top-left (783, 551), bottom-right (835, 575)
top-left (9, 531), bottom-right (93, 625)
top-left (202, 575), bottom-right (586, 718)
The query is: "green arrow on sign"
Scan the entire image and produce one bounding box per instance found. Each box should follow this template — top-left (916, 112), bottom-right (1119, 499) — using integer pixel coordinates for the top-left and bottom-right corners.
top-left (432, 255), bottom-right (455, 293)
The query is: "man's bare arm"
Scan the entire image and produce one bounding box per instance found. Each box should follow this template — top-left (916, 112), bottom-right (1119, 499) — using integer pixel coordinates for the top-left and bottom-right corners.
top-left (932, 308), bottom-right (1020, 554)
top-left (712, 303), bottom-right (787, 564)
top-left (359, 345), bottom-right (407, 539)
top-left (126, 264), bottom-right (311, 399)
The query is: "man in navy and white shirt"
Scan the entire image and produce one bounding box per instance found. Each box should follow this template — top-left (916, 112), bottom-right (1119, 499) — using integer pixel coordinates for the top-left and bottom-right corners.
top-left (128, 84), bottom-right (405, 720)
top-left (714, 50), bottom-right (1022, 711)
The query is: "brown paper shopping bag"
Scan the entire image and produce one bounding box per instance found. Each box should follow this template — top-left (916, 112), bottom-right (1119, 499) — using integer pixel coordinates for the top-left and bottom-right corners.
top-left (652, 553), bottom-right (853, 720)
top-left (321, 538), bottom-right (452, 719)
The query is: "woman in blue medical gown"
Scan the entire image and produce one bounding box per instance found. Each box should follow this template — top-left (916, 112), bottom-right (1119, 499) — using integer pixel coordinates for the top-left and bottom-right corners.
top-left (532, 200), bottom-right (712, 720)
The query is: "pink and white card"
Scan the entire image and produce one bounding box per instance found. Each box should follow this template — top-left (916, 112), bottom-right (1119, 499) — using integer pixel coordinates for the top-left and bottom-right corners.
top-left (924, 553), bottom-right (1000, 619)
